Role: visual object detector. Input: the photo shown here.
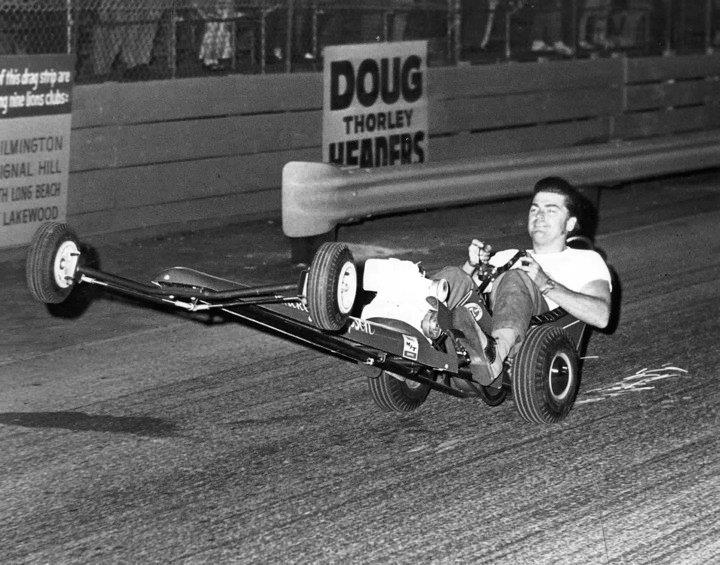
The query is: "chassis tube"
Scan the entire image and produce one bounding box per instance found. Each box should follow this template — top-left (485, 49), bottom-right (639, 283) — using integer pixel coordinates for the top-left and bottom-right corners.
top-left (74, 267), bottom-right (469, 398)
top-left (77, 266), bottom-right (298, 302)
top-left (222, 303), bottom-right (468, 398)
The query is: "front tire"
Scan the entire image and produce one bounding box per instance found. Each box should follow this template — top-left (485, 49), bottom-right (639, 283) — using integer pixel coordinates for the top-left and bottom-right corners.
top-left (368, 370), bottom-right (430, 412)
top-left (306, 242), bottom-right (357, 331)
top-left (511, 325), bottom-right (579, 424)
top-left (26, 222), bottom-right (82, 304)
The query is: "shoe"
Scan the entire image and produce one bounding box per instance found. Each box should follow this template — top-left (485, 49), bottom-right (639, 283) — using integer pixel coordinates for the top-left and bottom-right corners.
top-left (451, 307), bottom-right (497, 386)
top-left (531, 39), bottom-right (550, 53)
top-left (552, 41), bottom-right (575, 56)
top-left (578, 40), bottom-right (594, 50)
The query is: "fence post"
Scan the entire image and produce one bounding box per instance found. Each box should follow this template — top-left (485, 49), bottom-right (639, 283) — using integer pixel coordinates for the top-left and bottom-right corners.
top-left (450, 0), bottom-right (461, 64)
top-left (705, 0), bottom-right (713, 53)
top-left (168, 2), bottom-right (177, 78)
top-left (66, 0), bottom-right (73, 54)
top-left (260, 3), bottom-right (267, 74)
top-left (663, 0), bottom-right (674, 56)
top-left (504, 2), bottom-right (523, 61)
top-left (286, 0), bottom-right (294, 73)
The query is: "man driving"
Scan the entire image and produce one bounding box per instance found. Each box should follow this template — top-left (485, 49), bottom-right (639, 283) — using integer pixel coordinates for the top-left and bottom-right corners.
top-left (433, 177), bottom-right (612, 387)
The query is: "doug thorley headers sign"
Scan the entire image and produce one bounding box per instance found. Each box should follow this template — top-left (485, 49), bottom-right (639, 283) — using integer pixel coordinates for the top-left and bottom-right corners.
top-left (1, 54), bottom-right (73, 248)
top-left (323, 41), bottom-right (428, 168)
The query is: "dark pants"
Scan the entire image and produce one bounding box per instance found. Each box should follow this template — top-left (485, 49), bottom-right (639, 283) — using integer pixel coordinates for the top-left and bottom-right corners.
top-left (432, 266), bottom-right (548, 342)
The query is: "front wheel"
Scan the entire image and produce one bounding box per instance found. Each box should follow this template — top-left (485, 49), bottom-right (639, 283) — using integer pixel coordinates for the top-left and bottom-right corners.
top-left (368, 370), bottom-right (430, 412)
top-left (26, 222), bottom-right (82, 304)
top-left (511, 325), bottom-right (580, 424)
top-left (306, 242), bottom-right (357, 331)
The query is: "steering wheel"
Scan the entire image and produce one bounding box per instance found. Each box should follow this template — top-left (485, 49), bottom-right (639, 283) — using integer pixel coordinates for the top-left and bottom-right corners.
top-left (474, 249), bottom-right (527, 293)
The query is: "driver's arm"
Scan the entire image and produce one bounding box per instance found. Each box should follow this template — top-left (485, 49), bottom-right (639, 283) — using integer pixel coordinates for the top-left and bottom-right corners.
top-left (541, 279), bottom-right (611, 329)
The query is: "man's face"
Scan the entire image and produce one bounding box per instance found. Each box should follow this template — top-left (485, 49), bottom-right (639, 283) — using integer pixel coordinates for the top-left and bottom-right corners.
top-left (527, 191), bottom-right (577, 248)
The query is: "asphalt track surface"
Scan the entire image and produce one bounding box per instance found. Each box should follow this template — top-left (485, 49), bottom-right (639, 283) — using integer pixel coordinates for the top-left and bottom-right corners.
top-left (1, 171), bottom-right (719, 563)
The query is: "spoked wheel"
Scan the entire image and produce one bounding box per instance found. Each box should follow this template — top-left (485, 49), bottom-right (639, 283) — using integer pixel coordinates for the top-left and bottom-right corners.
top-left (26, 222), bottom-right (82, 304)
top-left (511, 325), bottom-right (580, 424)
top-left (368, 370), bottom-right (430, 412)
top-left (306, 242), bottom-right (357, 331)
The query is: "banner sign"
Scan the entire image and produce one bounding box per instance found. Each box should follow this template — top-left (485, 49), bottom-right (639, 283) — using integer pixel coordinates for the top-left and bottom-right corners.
top-left (1, 54), bottom-right (74, 248)
top-left (323, 40), bottom-right (428, 169)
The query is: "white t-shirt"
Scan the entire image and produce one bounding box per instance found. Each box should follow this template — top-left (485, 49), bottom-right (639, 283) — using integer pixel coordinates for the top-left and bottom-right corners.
top-left (489, 247), bottom-right (611, 310)
top-left (526, 248), bottom-right (611, 310)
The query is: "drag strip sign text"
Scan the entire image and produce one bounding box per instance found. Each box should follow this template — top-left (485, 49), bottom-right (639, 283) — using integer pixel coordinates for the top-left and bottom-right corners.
top-left (1, 54), bottom-right (73, 248)
top-left (323, 41), bottom-right (428, 168)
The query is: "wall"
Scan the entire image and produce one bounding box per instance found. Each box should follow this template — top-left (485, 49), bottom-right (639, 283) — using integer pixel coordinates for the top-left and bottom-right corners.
top-left (67, 53), bottom-right (720, 237)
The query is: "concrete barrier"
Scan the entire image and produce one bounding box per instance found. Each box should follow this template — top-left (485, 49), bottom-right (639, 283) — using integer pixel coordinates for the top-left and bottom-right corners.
top-left (282, 129), bottom-right (720, 258)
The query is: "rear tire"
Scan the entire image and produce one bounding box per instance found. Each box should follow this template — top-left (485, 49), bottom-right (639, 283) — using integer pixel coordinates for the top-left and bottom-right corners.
top-left (477, 384), bottom-right (508, 407)
top-left (368, 370), bottom-right (430, 412)
top-left (26, 222), bottom-right (81, 304)
top-left (306, 242), bottom-right (357, 331)
top-left (448, 375), bottom-right (507, 406)
top-left (511, 325), bottom-right (579, 424)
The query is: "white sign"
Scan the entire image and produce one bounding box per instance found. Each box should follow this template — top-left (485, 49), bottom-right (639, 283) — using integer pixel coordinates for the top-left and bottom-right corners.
top-left (322, 40), bottom-right (428, 169)
top-left (1, 54), bottom-right (73, 248)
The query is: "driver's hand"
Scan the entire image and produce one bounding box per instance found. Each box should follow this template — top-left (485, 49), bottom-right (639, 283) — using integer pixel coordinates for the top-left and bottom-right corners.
top-left (518, 254), bottom-right (550, 288)
top-left (468, 239), bottom-right (492, 266)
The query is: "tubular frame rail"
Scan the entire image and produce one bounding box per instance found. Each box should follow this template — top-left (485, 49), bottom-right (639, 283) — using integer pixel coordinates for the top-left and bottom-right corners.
top-left (73, 262), bottom-right (467, 397)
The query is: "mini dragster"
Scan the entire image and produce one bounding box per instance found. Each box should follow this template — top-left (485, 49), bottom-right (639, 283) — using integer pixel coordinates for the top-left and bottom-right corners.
top-left (25, 222), bottom-right (592, 424)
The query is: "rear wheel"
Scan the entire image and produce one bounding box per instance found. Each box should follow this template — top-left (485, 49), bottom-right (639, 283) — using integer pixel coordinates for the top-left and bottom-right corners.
top-left (449, 374), bottom-right (507, 406)
top-left (477, 383), bottom-right (508, 406)
top-left (368, 370), bottom-right (430, 412)
top-left (26, 222), bottom-right (82, 304)
top-left (306, 242), bottom-right (357, 331)
top-left (511, 325), bottom-right (579, 424)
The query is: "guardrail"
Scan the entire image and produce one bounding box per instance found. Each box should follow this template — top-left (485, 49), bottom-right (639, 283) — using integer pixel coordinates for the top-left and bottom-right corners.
top-left (282, 129), bottom-right (720, 260)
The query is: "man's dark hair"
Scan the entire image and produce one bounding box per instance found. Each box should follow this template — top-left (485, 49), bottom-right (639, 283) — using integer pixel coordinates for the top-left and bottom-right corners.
top-left (533, 176), bottom-right (581, 221)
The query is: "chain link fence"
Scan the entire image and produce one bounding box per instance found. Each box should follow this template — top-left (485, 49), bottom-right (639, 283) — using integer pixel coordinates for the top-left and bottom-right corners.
top-left (0, 1), bottom-right (70, 55)
top-left (1, 1), bottom-right (719, 84)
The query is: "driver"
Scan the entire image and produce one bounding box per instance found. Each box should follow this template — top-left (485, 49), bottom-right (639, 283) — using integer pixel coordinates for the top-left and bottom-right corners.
top-left (433, 177), bottom-right (612, 387)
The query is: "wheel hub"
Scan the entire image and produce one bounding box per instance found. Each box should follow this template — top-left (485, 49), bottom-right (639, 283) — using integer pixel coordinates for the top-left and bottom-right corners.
top-left (336, 261), bottom-right (357, 314)
top-left (548, 351), bottom-right (573, 401)
top-left (53, 240), bottom-right (80, 288)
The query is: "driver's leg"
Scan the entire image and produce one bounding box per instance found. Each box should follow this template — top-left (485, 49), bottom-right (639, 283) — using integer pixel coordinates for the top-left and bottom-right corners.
top-left (431, 266), bottom-right (474, 309)
top-left (490, 269), bottom-right (549, 371)
top-left (432, 266), bottom-right (496, 384)
top-left (432, 266), bottom-right (492, 334)
top-left (490, 269), bottom-right (547, 336)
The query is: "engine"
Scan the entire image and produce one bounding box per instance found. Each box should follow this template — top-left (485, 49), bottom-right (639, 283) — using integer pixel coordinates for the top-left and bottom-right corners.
top-left (360, 258), bottom-right (448, 340)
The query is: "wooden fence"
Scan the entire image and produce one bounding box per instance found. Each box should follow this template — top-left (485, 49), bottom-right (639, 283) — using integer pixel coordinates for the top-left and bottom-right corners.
top-left (67, 52), bottom-right (720, 237)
